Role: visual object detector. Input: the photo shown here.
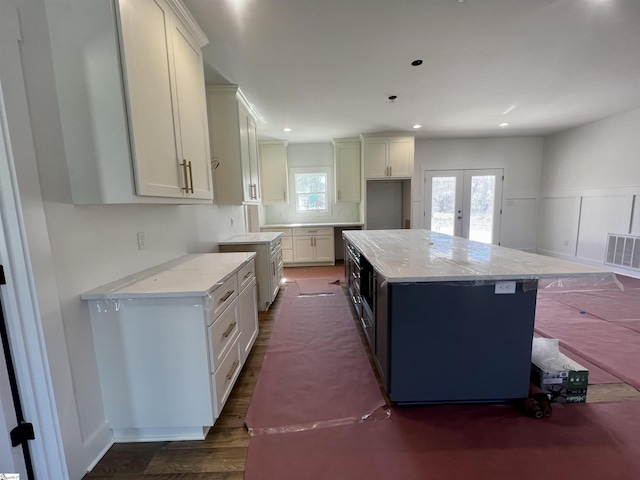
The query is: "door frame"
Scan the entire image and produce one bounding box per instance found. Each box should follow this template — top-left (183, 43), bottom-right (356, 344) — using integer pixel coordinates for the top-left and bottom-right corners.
top-left (422, 168), bottom-right (504, 244)
top-left (0, 2), bottom-right (69, 477)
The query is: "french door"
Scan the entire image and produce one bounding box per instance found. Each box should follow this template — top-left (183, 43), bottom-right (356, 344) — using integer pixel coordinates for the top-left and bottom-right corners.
top-left (423, 169), bottom-right (503, 244)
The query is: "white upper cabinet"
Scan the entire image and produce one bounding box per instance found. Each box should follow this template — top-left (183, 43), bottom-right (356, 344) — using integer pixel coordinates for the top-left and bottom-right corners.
top-left (259, 141), bottom-right (289, 205)
top-left (207, 86), bottom-right (262, 204)
top-left (46, 0), bottom-right (212, 204)
top-left (362, 135), bottom-right (415, 180)
top-left (333, 139), bottom-right (361, 203)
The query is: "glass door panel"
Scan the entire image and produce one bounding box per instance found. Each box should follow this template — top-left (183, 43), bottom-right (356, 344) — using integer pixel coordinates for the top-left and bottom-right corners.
top-left (431, 176), bottom-right (457, 236)
top-left (466, 174), bottom-right (496, 243)
top-left (424, 169), bottom-right (503, 245)
top-left (423, 171), bottom-right (463, 237)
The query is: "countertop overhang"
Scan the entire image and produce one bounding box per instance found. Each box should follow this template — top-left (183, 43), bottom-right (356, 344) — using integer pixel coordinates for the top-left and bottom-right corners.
top-left (343, 230), bottom-right (615, 284)
top-left (81, 253), bottom-right (256, 300)
top-left (219, 232), bottom-right (282, 245)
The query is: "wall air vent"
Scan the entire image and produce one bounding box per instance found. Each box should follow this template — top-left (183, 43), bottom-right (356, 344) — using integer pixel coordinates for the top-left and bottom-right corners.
top-left (605, 234), bottom-right (640, 271)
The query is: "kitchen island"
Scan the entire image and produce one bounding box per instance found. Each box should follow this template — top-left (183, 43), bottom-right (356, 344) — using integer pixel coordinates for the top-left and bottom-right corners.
top-left (342, 230), bottom-right (615, 404)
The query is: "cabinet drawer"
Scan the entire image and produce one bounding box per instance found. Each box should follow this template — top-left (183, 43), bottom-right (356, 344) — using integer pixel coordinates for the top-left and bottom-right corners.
top-left (208, 299), bottom-right (239, 372)
top-left (237, 260), bottom-right (255, 291)
top-left (210, 275), bottom-right (238, 322)
top-left (293, 227), bottom-right (333, 236)
top-left (213, 337), bottom-right (242, 416)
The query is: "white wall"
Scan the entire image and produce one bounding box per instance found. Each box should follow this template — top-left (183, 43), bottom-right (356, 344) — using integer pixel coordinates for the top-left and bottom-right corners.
top-left (263, 143), bottom-right (361, 225)
top-left (538, 108), bottom-right (640, 275)
top-left (415, 137), bottom-right (544, 251)
top-left (16, 0), bottom-right (246, 477)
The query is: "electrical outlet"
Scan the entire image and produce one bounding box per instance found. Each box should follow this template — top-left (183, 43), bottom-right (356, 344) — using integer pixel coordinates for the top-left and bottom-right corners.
top-left (137, 232), bottom-right (147, 250)
top-left (495, 281), bottom-right (516, 294)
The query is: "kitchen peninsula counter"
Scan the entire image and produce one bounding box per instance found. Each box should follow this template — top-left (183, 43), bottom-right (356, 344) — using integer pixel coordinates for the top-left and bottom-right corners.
top-left (342, 229), bottom-right (614, 405)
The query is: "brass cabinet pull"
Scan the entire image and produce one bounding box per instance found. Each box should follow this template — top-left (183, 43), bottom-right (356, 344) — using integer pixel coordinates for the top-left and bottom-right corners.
top-left (243, 271), bottom-right (253, 280)
top-left (220, 290), bottom-right (234, 303)
top-left (226, 359), bottom-right (240, 380)
top-left (222, 321), bottom-right (237, 338)
top-left (389, 165), bottom-right (392, 177)
top-left (187, 160), bottom-right (194, 193)
top-left (181, 160), bottom-right (189, 191)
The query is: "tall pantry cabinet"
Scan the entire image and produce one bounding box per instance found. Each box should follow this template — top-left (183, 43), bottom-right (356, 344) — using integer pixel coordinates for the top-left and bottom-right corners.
top-left (46, 0), bottom-right (213, 204)
top-left (207, 86), bottom-right (262, 204)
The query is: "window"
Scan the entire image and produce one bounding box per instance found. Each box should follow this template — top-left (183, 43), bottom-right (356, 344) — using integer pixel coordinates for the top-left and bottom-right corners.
top-left (295, 172), bottom-right (328, 213)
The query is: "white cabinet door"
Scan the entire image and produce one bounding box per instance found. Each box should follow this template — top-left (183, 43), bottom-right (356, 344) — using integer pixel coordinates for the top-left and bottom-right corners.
top-left (334, 140), bottom-right (361, 203)
top-left (314, 235), bottom-right (335, 262)
top-left (171, 19), bottom-right (213, 199)
top-left (259, 141), bottom-right (289, 205)
top-left (293, 236), bottom-right (315, 262)
top-left (247, 116), bottom-right (261, 202)
top-left (363, 139), bottom-right (388, 179)
top-left (208, 86), bottom-right (261, 204)
top-left (389, 138), bottom-right (413, 178)
top-left (119, 0), bottom-right (183, 198)
top-left (363, 136), bottom-right (414, 180)
top-left (238, 105), bottom-right (253, 202)
top-left (238, 279), bottom-right (258, 364)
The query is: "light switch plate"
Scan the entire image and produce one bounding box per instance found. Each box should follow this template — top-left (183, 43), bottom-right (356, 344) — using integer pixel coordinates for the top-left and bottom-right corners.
top-left (495, 281), bottom-right (516, 294)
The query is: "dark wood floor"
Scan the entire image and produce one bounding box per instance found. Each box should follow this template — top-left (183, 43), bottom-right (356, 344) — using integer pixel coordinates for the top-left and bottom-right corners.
top-left (83, 264), bottom-right (640, 479)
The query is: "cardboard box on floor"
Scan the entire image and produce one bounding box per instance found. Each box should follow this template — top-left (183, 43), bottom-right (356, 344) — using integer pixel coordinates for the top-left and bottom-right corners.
top-left (530, 338), bottom-right (589, 404)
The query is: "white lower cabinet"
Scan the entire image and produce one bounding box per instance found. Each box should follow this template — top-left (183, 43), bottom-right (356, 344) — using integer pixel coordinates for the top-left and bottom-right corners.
top-left (219, 233), bottom-right (283, 311)
top-left (82, 254), bottom-right (258, 442)
top-left (292, 227), bottom-right (335, 264)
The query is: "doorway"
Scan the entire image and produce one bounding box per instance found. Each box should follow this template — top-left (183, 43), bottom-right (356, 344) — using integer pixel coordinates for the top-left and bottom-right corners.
top-left (423, 169), bottom-right (503, 244)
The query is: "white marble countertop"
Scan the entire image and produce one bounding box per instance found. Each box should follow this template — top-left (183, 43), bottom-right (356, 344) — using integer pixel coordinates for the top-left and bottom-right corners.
top-left (263, 222), bottom-right (364, 229)
top-left (80, 253), bottom-right (256, 300)
top-left (343, 230), bottom-right (615, 284)
top-left (219, 232), bottom-right (282, 245)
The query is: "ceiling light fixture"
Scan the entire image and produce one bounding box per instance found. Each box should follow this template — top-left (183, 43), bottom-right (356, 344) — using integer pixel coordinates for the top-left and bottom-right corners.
top-left (283, 127), bottom-right (291, 132)
top-left (499, 122), bottom-right (510, 127)
top-left (413, 124), bottom-right (422, 129)
top-left (411, 59), bottom-right (423, 66)
top-left (388, 95), bottom-right (397, 103)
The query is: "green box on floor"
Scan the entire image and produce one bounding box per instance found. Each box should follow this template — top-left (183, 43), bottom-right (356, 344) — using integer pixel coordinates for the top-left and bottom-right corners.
top-left (531, 352), bottom-right (589, 404)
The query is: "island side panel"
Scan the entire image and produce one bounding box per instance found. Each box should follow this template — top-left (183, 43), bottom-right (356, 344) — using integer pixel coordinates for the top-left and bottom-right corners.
top-left (387, 281), bottom-right (537, 404)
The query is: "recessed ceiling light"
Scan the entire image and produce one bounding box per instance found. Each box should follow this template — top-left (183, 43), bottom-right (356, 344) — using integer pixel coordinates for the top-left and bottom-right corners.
top-left (411, 59), bottom-right (423, 66)
top-left (283, 127), bottom-right (291, 132)
top-left (499, 122), bottom-right (510, 127)
top-left (413, 124), bottom-right (422, 129)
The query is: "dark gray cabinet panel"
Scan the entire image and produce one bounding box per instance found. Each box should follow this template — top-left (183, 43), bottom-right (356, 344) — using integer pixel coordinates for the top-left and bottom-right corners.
top-left (385, 281), bottom-right (537, 404)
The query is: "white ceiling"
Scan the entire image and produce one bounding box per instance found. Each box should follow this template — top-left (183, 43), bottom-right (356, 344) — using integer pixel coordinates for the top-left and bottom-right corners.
top-left (183, 0), bottom-right (640, 143)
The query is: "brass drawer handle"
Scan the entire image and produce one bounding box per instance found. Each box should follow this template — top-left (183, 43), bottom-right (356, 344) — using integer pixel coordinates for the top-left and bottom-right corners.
top-left (222, 321), bottom-right (237, 338)
top-left (243, 271), bottom-right (253, 280)
top-left (220, 290), bottom-right (234, 303)
top-left (226, 359), bottom-right (240, 380)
